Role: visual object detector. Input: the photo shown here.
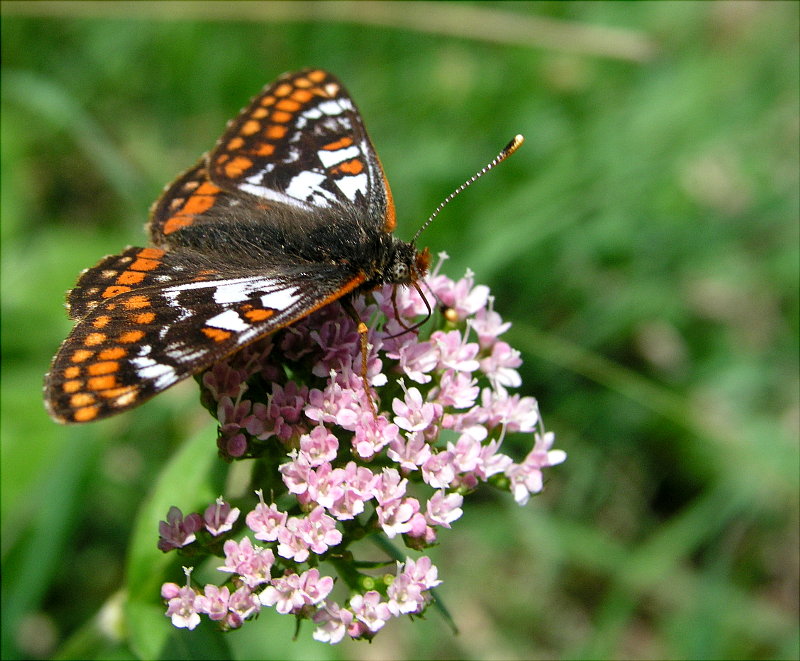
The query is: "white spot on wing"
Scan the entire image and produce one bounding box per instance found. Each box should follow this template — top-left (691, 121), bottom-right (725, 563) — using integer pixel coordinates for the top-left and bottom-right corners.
top-left (295, 108), bottom-right (322, 129)
top-left (162, 277), bottom-right (283, 305)
top-left (206, 309), bottom-right (249, 332)
top-left (336, 173), bottom-right (368, 201)
top-left (285, 171), bottom-right (329, 202)
top-left (318, 99), bottom-right (351, 116)
top-left (299, 106), bottom-right (322, 121)
top-left (261, 288), bottom-right (299, 311)
top-left (130, 356), bottom-right (178, 389)
top-left (317, 145), bottom-right (360, 168)
top-left (238, 182), bottom-right (317, 209)
top-left (165, 343), bottom-right (207, 363)
top-left (212, 280), bottom-right (269, 304)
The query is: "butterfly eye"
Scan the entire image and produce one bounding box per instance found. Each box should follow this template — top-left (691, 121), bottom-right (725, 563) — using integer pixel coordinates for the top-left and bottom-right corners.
top-left (391, 260), bottom-right (410, 283)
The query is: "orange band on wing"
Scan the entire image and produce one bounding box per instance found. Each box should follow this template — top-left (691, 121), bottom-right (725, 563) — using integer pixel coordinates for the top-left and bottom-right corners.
top-left (304, 274), bottom-right (367, 317)
top-left (382, 173), bottom-right (396, 232)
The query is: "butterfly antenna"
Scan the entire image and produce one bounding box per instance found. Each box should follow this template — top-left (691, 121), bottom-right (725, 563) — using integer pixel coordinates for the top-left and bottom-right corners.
top-left (412, 134), bottom-right (524, 244)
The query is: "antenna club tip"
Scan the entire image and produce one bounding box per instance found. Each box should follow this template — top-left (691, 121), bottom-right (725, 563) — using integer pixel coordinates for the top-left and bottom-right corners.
top-left (502, 134), bottom-right (525, 157)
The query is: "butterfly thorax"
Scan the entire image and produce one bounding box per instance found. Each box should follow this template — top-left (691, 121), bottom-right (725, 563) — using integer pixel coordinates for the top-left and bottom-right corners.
top-left (160, 203), bottom-right (428, 290)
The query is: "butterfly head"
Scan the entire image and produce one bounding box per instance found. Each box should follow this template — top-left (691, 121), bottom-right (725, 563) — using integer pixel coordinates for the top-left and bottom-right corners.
top-left (375, 239), bottom-right (432, 340)
top-left (382, 238), bottom-right (430, 287)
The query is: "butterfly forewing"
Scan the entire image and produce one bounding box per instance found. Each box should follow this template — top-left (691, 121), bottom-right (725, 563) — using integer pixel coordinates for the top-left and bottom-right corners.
top-left (208, 68), bottom-right (395, 228)
top-left (148, 160), bottom-right (245, 245)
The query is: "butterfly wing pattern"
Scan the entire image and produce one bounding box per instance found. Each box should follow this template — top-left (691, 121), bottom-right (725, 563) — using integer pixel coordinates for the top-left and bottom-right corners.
top-left (45, 69), bottom-right (428, 424)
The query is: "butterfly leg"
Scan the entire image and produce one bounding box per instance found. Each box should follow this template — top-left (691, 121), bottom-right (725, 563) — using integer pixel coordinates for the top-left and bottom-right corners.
top-left (341, 298), bottom-right (379, 419)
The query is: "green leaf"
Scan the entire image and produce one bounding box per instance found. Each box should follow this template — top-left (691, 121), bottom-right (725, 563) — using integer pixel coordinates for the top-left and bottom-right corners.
top-left (124, 423), bottom-right (218, 659)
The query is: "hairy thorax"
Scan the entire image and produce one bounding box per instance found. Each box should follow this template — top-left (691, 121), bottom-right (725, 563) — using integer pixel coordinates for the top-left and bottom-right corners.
top-left (161, 202), bottom-right (427, 288)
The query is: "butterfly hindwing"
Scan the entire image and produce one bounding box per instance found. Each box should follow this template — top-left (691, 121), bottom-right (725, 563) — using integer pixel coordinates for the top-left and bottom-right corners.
top-left (65, 246), bottom-right (211, 320)
top-left (46, 260), bottom-right (368, 423)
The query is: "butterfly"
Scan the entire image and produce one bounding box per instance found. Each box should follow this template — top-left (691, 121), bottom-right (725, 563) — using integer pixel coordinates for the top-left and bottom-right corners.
top-left (44, 68), bottom-right (432, 424)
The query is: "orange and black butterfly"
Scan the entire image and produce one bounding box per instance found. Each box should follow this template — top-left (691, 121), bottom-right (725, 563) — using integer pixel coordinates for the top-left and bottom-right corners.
top-left (44, 69), bottom-right (430, 423)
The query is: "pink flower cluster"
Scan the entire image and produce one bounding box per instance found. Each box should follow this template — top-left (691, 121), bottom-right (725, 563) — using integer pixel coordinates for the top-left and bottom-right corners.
top-left (159, 255), bottom-right (565, 642)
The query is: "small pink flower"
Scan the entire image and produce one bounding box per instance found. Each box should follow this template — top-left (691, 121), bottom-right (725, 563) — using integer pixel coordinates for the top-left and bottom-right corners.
top-left (377, 496), bottom-right (420, 538)
top-left (195, 584), bottom-right (230, 621)
top-left (299, 506), bottom-right (343, 554)
top-left (216, 397), bottom-right (254, 457)
top-left (480, 340), bottom-right (522, 388)
top-left (400, 555), bottom-right (442, 590)
top-left (351, 412), bottom-right (399, 458)
top-left (202, 362), bottom-right (248, 400)
top-left (218, 537), bottom-right (275, 588)
top-left (313, 601), bottom-right (354, 644)
top-left (279, 450), bottom-right (314, 495)
top-left (373, 468), bottom-right (408, 504)
top-left (267, 382), bottom-right (309, 441)
top-left (299, 567), bottom-right (334, 605)
top-left (243, 402), bottom-right (270, 438)
top-left (203, 497), bottom-right (240, 536)
top-left (446, 426), bottom-right (486, 474)
top-left (479, 388), bottom-right (539, 433)
top-left (391, 340), bottom-right (438, 384)
top-left (158, 506), bottom-right (202, 552)
top-left (387, 574), bottom-right (425, 616)
top-left (375, 279), bottom-right (430, 319)
top-left (425, 491), bottom-right (463, 528)
top-left (432, 330), bottom-right (480, 373)
top-left (305, 373), bottom-right (363, 428)
top-left (300, 425), bottom-right (339, 465)
top-left (305, 462), bottom-right (345, 509)
top-left (162, 567), bottom-right (201, 630)
top-left (387, 432), bottom-right (431, 471)
top-left (506, 431), bottom-right (567, 505)
top-left (349, 590), bottom-right (392, 633)
top-left (467, 437), bottom-right (513, 482)
top-left (430, 268), bottom-right (489, 320)
top-left (470, 300), bottom-right (511, 348)
top-left (259, 572), bottom-right (306, 614)
top-left (309, 316), bottom-right (361, 377)
top-left (224, 432), bottom-right (248, 458)
top-left (217, 396), bottom-right (252, 428)
top-left (434, 370), bottom-right (479, 409)
top-left (421, 451), bottom-right (456, 489)
top-left (392, 387), bottom-right (440, 433)
top-left (276, 517), bottom-right (311, 562)
top-left (341, 461), bottom-right (379, 499)
top-left (328, 462), bottom-right (378, 520)
top-left (261, 568), bottom-right (332, 614)
top-left (246, 491), bottom-right (288, 542)
top-left (405, 511), bottom-right (431, 539)
top-left (226, 585), bottom-right (260, 628)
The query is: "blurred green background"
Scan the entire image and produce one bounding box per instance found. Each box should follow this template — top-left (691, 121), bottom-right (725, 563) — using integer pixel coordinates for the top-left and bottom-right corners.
top-left (2, 2), bottom-right (798, 659)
